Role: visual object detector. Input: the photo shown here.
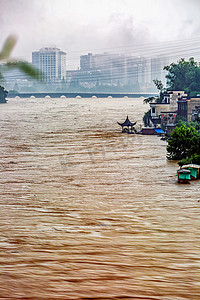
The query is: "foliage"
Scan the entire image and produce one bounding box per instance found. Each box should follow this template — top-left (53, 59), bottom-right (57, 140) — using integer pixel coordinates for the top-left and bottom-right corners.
top-left (190, 121), bottom-right (200, 131)
top-left (191, 154), bottom-right (200, 164)
top-left (0, 35), bottom-right (41, 82)
top-left (0, 85), bottom-right (8, 103)
top-left (164, 58), bottom-right (200, 96)
top-left (174, 115), bottom-right (187, 126)
top-left (143, 96), bottom-right (156, 104)
top-left (0, 35), bottom-right (42, 103)
top-left (143, 79), bottom-right (166, 127)
top-left (153, 79), bottom-right (164, 92)
top-left (177, 157), bottom-right (192, 166)
top-left (167, 125), bottom-right (200, 160)
top-left (178, 154), bottom-right (200, 166)
top-left (175, 116), bottom-right (200, 130)
top-left (143, 109), bottom-right (151, 127)
top-left (143, 79), bottom-right (165, 104)
top-left (0, 35), bottom-right (17, 60)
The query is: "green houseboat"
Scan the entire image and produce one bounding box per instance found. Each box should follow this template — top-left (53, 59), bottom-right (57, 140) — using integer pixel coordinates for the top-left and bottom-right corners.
top-left (181, 164), bottom-right (200, 180)
top-left (177, 169), bottom-right (191, 183)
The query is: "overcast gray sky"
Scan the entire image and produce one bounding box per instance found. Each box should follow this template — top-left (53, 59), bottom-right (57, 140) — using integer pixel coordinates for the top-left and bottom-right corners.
top-left (0, 0), bottom-right (200, 69)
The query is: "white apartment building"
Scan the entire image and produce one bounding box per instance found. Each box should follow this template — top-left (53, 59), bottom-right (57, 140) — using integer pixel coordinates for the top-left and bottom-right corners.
top-left (32, 47), bottom-right (66, 83)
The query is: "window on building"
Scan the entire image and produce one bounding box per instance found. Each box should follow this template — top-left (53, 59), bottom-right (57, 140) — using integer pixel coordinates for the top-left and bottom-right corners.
top-left (152, 107), bottom-right (155, 114)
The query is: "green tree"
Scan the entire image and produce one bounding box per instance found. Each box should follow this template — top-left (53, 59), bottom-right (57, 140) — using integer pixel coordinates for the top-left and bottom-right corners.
top-left (153, 79), bottom-right (164, 93)
top-left (143, 109), bottom-right (151, 126)
top-left (175, 116), bottom-right (200, 130)
top-left (164, 58), bottom-right (200, 96)
top-left (167, 125), bottom-right (200, 160)
top-left (178, 154), bottom-right (200, 166)
top-left (143, 79), bottom-right (165, 104)
top-left (0, 86), bottom-right (8, 103)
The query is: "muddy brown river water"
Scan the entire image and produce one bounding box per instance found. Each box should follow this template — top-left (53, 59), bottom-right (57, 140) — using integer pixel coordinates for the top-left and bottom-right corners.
top-left (0, 97), bottom-right (199, 299)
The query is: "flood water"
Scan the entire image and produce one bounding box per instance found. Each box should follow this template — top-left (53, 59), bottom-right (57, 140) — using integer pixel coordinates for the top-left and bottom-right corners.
top-left (0, 97), bottom-right (199, 299)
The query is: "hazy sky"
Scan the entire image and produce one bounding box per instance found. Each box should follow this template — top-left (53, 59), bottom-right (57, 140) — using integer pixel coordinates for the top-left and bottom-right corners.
top-left (0, 0), bottom-right (200, 69)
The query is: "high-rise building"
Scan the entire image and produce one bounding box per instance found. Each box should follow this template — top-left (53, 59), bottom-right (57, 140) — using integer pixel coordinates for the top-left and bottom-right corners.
top-left (79, 52), bottom-right (149, 86)
top-left (80, 53), bottom-right (93, 71)
top-left (151, 55), bottom-right (169, 85)
top-left (80, 53), bottom-right (127, 85)
top-left (32, 47), bottom-right (66, 83)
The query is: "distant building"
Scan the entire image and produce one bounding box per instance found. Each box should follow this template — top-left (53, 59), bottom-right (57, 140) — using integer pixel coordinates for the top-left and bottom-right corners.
top-left (80, 53), bottom-right (93, 71)
top-left (80, 52), bottom-right (126, 85)
top-left (32, 47), bottom-right (66, 83)
top-left (78, 52), bottom-right (168, 90)
top-left (151, 55), bottom-right (169, 85)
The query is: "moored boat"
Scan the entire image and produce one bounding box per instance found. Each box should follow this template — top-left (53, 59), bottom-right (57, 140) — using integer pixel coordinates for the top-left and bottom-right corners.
top-left (177, 169), bottom-right (191, 183)
top-left (181, 164), bottom-right (200, 180)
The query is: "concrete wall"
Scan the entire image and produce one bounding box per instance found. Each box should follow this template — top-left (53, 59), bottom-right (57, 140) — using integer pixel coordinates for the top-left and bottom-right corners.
top-left (187, 98), bottom-right (200, 122)
top-left (154, 104), bottom-right (170, 116)
top-left (169, 91), bottom-right (185, 111)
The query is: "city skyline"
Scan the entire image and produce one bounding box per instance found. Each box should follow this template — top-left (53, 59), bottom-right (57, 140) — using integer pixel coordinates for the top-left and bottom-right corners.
top-left (3, 45), bottom-right (169, 93)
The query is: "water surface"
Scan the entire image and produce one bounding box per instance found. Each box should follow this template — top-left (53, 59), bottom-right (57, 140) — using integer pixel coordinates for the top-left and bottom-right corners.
top-left (0, 97), bottom-right (199, 299)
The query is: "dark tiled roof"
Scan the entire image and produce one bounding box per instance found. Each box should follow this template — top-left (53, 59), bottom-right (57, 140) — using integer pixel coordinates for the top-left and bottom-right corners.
top-left (117, 116), bottom-right (136, 127)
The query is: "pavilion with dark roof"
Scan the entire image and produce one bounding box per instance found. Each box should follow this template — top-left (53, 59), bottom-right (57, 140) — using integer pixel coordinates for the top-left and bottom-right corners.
top-left (117, 116), bottom-right (137, 133)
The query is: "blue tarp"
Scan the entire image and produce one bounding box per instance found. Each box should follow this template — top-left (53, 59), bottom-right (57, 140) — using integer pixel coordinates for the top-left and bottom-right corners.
top-left (154, 128), bottom-right (164, 134)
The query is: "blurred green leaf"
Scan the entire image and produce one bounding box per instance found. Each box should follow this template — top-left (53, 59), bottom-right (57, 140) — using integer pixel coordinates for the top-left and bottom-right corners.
top-left (17, 61), bottom-right (42, 80)
top-left (6, 61), bottom-right (42, 80)
top-left (0, 35), bottom-right (41, 82)
top-left (0, 35), bottom-right (17, 60)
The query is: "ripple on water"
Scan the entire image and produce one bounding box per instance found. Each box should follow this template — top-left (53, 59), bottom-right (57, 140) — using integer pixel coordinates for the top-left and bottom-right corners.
top-left (0, 97), bottom-right (199, 299)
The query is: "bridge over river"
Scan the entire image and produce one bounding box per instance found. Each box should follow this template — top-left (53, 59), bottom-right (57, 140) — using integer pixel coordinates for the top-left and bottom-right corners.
top-left (7, 92), bottom-right (158, 98)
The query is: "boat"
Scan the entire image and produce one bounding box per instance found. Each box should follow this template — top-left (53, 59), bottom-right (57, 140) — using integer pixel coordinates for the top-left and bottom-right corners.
top-left (139, 127), bottom-right (165, 135)
top-left (181, 164), bottom-right (200, 180)
top-left (177, 169), bottom-right (191, 183)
